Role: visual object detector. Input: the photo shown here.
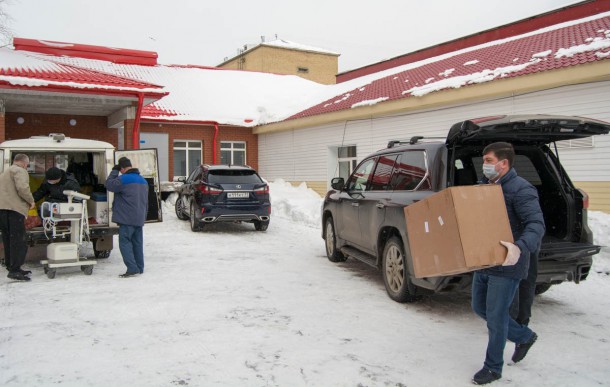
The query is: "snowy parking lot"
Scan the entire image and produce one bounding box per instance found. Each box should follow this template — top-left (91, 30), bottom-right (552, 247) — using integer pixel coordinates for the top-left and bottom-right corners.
top-left (1, 180), bottom-right (609, 386)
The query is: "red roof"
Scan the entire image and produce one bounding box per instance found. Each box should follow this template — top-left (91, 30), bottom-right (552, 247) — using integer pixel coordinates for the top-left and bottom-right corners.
top-left (290, 13), bottom-right (610, 121)
top-left (0, 49), bottom-right (166, 97)
top-left (337, 0), bottom-right (610, 82)
top-left (13, 38), bottom-right (158, 66)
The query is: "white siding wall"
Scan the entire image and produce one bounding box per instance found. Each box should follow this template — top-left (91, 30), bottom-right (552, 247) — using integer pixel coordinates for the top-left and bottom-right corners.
top-left (259, 81), bottom-right (610, 185)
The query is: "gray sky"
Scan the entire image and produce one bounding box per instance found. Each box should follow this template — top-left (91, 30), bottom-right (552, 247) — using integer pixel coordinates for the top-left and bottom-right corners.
top-left (3, 0), bottom-right (582, 73)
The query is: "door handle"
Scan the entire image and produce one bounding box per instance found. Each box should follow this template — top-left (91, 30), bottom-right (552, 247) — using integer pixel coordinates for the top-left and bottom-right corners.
top-left (376, 203), bottom-right (385, 209)
top-left (351, 202), bottom-right (359, 207)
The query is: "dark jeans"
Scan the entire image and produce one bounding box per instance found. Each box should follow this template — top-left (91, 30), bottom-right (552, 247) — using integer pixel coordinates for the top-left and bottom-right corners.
top-left (0, 209), bottom-right (28, 273)
top-left (118, 224), bottom-right (144, 274)
top-left (472, 272), bottom-right (534, 374)
top-left (510, 249), bottom-right (539, 326)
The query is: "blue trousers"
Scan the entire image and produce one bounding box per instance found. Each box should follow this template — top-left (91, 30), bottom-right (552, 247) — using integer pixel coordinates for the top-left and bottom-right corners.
top-left (118, 225), bottom-right (144, 274)
top-left (472, 272), bottom-right (533, 374)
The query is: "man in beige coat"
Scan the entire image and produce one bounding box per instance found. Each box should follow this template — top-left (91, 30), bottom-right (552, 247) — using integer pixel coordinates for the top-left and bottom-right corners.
top-left (0, 154), bottom-right (36, 281)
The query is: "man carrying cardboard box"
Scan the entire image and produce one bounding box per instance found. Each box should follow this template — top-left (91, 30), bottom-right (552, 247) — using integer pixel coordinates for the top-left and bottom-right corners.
top-left (471, 142), bottom-right (545, 385)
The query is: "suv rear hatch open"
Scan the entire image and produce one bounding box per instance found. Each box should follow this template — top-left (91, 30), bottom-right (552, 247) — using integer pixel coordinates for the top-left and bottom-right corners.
top-left (447, 114), bottom-right (610, 285)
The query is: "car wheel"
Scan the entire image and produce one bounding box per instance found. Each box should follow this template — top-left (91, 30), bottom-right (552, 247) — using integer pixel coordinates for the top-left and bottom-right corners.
top-left (189, 202), bottom-right (203, 232)
top-left (92, 239), bottom-right (111, 259)
top-left (535, 283), bottom-right (553, 295)
top-left (175, 195), bottom-right (189, 220)
top-left (254, 220), bottom-right (269, 231)
top-left (382, 236), bottom-right (417, 303)
top-left (325, 217), bottom-right (346, 262)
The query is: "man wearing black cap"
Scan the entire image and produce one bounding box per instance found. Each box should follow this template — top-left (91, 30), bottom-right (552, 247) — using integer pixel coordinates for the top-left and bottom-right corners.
top-left (32, 167), bottom-right (81, 203)
top-left (105, 157), bottom-right (149, 278)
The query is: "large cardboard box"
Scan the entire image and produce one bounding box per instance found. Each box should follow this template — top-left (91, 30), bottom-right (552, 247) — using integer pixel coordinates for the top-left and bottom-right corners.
top-left (404, 185), bottom-right (514, 278)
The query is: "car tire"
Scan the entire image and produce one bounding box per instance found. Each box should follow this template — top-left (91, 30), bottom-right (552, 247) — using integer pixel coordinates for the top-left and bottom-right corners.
top-left (382, 236), bottom-right (417, 303)
top-left (535, 283), bottom-right (553, 295)
top-left (325, 217), bottom-right (347, 262)
top-left (254, 220), bottom-right (269, 231)
top-left (175, 195), bottom-right (189, 220)
top-left (190, 202), bottom-right (203, 232)
top-left (92, 239), bottom-right (111, 259)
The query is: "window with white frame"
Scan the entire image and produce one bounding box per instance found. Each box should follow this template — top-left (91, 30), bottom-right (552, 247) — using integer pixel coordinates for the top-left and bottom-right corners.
top-left (338, 145), bottom-right (357, 180)
top-left (220, 141), bottom-right (246, 165)
top-left (554, 137), bottom-right (594, 149)
top-left (173, 140), bottom-right (202, 177)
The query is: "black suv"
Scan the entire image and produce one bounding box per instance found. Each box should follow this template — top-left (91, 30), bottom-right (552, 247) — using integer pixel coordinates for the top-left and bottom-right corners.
top-left (175, 165), bottom-right (271, 231)
top-left (322, 115), bottom-right (610, 302)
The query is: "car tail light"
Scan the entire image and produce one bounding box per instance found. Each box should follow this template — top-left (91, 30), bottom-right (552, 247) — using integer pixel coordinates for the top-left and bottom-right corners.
top-left (577, 188), bottom-right (589, 209)
top-left (197, 184), bottom-right (223, 195)
top-left (254, 185), bottom-right (269, 194)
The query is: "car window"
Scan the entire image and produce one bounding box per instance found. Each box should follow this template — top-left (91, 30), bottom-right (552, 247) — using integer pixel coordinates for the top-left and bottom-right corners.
top-left (347, 158), bottom-right (376, 191)
top-left (208, 170), bottom-right (263, 184)
top-left (390, 151), bottom-right (430, 191)
top-left (186, 167), bottom-right (201, 183)
top-left (369, 154), bottom-right (398, 191)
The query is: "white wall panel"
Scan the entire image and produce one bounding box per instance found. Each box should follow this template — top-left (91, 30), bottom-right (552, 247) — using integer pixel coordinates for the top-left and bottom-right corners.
top-left (258, 81), bottom-right (610, 185)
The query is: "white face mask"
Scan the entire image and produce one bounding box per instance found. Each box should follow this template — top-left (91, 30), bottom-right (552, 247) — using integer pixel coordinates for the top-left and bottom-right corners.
top-left (482, 162), bottom-right (500, 180)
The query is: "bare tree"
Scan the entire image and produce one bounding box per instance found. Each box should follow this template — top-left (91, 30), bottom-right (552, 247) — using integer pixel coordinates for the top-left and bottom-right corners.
top-left (0, 0), bottom-right (13, 47)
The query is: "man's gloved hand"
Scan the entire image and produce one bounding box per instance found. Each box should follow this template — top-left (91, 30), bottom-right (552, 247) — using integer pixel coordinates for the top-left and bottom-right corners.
top-left (112, 164), bottom-right (121, 171)
top-left (500, 241), bottom-right (521, 266)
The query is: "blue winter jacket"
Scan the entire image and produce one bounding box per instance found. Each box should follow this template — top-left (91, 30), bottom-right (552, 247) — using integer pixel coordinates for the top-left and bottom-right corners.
top-left (105, 168), bottom-right (149, 227)
top-left (480, 168), bottom-right (545, 280)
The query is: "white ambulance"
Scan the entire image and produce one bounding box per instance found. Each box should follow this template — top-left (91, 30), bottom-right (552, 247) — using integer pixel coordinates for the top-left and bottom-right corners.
top-left (0, 133), bottom-right (162, 258)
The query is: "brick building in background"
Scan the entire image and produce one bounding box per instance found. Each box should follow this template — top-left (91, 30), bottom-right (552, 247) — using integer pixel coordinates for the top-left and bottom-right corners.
top-left (218, 38), bottom-right (339, 85)
top-left (0, 39), bottom-right (291, 183)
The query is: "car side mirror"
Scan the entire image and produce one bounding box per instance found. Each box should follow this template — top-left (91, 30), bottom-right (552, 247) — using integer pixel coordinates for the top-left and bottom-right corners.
top-left (331, 177), bottom-right (345, 190)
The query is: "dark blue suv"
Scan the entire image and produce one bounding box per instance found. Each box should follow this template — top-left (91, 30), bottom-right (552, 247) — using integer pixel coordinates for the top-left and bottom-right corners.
top-left (175, 165), bottom-right (270, 232)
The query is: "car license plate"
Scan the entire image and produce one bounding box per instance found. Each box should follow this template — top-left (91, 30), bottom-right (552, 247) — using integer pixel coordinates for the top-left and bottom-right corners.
top-left (227, 192), bottom-right (249, 198)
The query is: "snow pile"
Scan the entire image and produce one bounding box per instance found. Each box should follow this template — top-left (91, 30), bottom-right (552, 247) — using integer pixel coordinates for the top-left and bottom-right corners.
top-left (351, 97), bottom-right (389, 109)
top-left (589, 210), bottom-right (610, 274)
top-left (403, 61), bottom-right (534, 97)
top-left (268, 179), bottom-right (323, 228)
top-left (555, 34), bottom-right (610, 58)
top-left (162, 180), bottom-right (324, 228)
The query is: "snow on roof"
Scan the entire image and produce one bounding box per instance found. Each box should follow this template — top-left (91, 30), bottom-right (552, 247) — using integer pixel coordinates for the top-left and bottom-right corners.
top-left (261, 39), bottom-right (339, 56)
top-left (288, 11), bottom-right (610, 121)
top-left (0, 49), bottom-right (166, 95)
top-left (29, 53), bottom-right (337, 126)
top-left (3, 11), bottom-right (609, 128)
top-left (220, 39), bottom-right (339, 65)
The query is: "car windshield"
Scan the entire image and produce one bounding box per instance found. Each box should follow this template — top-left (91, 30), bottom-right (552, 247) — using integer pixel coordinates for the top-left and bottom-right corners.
top-left (208, 170), bottom-right (263, 184)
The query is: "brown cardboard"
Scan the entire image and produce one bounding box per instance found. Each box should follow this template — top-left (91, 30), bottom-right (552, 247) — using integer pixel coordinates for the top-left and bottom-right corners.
top-left (404, 185), bottom-right (514, 278)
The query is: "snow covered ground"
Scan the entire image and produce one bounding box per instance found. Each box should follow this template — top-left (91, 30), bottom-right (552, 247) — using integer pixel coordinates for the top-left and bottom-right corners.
top-left (1, 180), bottom-right (609, 386)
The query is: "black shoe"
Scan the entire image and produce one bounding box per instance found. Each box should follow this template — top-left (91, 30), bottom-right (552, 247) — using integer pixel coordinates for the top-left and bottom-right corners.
top-left (119, 272), bottom-right (138, 278)
top-left (7, 272), bottom-right (32, 281)
top-left (472, 368), bottom-right (501, 385)
top-left (19, 269), bottom-right (32, 275)
top-left (512, 332), bottom-right (538, 363)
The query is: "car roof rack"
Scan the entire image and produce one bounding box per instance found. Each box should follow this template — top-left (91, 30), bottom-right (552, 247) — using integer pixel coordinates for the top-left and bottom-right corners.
top-left (387, 136), bottom-right (445, 148)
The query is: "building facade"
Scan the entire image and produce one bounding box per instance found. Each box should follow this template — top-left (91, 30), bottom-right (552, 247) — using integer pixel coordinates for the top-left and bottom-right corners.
top-left (254, 2), bottom-right (610, 212)
top-left (218, 39), bottom-right (339, 85)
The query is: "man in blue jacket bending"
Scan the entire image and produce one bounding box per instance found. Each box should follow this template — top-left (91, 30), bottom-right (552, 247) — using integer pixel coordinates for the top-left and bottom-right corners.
top-left (105, 157), bottom-right (149, 278)
top-left (471, 142), bottom-right (545, 385)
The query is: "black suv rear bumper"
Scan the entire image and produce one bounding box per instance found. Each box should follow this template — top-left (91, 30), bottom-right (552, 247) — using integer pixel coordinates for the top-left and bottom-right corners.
top-left (537, 256), bottom-right (593, 284)
top-left (194, 203), bottom-right (271, 224)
